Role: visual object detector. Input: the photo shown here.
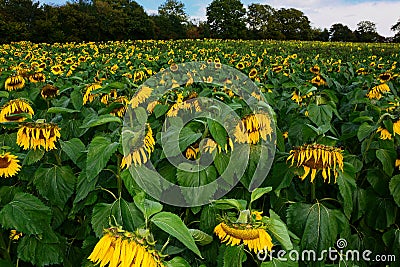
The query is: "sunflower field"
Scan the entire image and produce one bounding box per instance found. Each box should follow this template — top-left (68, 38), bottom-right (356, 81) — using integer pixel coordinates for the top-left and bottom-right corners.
top-left (0, 39), bottom-right (400, 267)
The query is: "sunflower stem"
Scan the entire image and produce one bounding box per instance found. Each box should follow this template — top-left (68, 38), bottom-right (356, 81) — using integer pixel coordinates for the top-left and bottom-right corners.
top-left (311, 181), bottom-right (316, 202)
top-left (116, 154), bottom-right (122, 198)
top-left (160, 237), bottom-right (170, 254)
top-left (0, 232), bottom-right (11, 262)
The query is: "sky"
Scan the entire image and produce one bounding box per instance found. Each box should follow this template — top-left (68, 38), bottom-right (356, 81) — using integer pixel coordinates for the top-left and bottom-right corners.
top-left (41, 0), bottom-right (400, 37)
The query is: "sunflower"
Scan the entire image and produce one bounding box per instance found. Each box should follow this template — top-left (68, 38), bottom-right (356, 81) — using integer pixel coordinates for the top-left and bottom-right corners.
top-left (29, 72), bottom-right (46, 83)
top-left (214, 222), bottom-right (273, 253)
top-left (9, 230), bottom-right (23, 240)
top-left (366, 83), bottom-right (390, 100)
top-left (378, 72), bottom-right (392, 83)
top-left (356, 68), bottom-right (367, 75)
top-left (166, 93), bottom-right (201, 117)
top-left (248, 68), bottom-right (258, 79)
top-left (170, 63), bottom-right (179, 72)
top-left (310, 65), bottom-right (320, 74)
top-left (202, 138), bottom-right (233, 154)
top-left (5, 75), bottom-right (25, 91)
top-left (121, 124), bottom-right (155, 168)
top-left (130, 85), bottom-right (153, 108)
top-left (236, 62), bottom-right (245, 70)
top-left (83, 83), bottom-right (102, 105)
top-left (0, 99), bottom-right (34, 123)
top-left (17, 122), bottom-right (61, 151)
top-left (110, 96), bottom-right (129, 117)
top-left (185, 146), bottom-right (199, 160)
top-left (41, 84), bottom-right (59, 99)
top-left (51, 64), bottom-right (63, 75)
top-left (234, 113), bottom-right (273, 144)
top-left (0, 152), bottom-right (21, 178)
top-left (287, 144), bottom-right (344, 183)
top-left (88, 226), bottom-right (164, 267)
top-left (393, 120), bottom-right (400, 136)
top-left (376, 127), bottom-right (392, 140)
top-left (311, 75), bottom-right (327, 86)
top-left (272, 65), bottom-right (283, 73)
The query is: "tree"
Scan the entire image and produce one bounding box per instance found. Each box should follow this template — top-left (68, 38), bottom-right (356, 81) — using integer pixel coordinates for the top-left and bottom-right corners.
top-left (329, 23), bottom-right (355, 42)
top-left (311, 27), bottom-right (330, 42)
top-left (271, 8), bottom-right (312, 40)
top-left (391, 18), bottom-right (400, 42)
top-left (206, 0), bottom-right (247, 39)
top-left (246, 3), bottom-right (275, 39)
top-left (158, 0), bottom-right (187, 23)
top-left (354, 20), bottom-right (381, 42)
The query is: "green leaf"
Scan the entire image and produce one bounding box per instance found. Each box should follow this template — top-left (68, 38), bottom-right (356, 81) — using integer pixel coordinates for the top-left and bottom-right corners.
top-left (365, 189), bottom-right (397, 230)
top-left (86, 136), bottom-right (119, 182)
top-left (91, 199), bottom-right (145, 237)
top-left (17, 235), bottom-right (64, 267)
top-left (153, 104), bottom-right (169, 118)
top-left (70, 89), bottom-right (83, 110)
top-left (208, 119), bottom-right (227, 148)
top-left (0, 91), bottom-right (9, 98)
top-left (212, 199), bottom-right (247, 211)
top-left (382, 228), bottom-right (400, 263)
top-left (307, 103), bottom-right (333, 126)
top-left (390, 175), bottom-right (400, 207)
top-left (189, 229), bottom-right (213, 246)
top-left (176, 164), bottom-right (217, 187)
top-left (23, 149), bottom-right (45, 165)
top-left (376, 149), bottom-right (395, 176)
top-left (287, 202), bottom-right (338, 253)
top-left (250, 187), bottom-right (272, 205)
top-left (357, 122), bottom-right (375, 141)
top-left (179, 127), bottom-right (202, 151)
top-left (80, 114), bottom-right (122, 129)
top-left (337, 165), bottom-right (357, 217)
top-left (0, 193), bottom-right (51, 235)
top-left (223, 245), bottom-right (246, 267)
top-left (165, 257), bottom-right (191, 267)
top-left (151, 212), bottom-right (202, 257)
top-left (33, 165), bottom-right (76, 207)
top-left (60, 138), bottom-right (86, 167)
top-left (74, 168), bottom-right (97, 204)
top-left (47, 107), bottom-right (80, 113)
top-left (264, 210), bottom-right (293, 250)
top-left (133, 192), bottom-right (163, 221)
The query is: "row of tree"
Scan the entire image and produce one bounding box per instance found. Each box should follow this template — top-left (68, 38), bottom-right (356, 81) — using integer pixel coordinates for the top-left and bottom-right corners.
top-left (0, 0), bottom-right (399, 43)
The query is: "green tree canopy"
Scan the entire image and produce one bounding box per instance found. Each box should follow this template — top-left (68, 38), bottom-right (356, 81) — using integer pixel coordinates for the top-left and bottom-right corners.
top-left (271, 8), bottom-right (312, 40)
top-left (354, 20), bottom-right (382, 42)
top-left (206, 0), bottom-right (247, 39)
top-left (329, 23), bottom-right (356, 42)
top-left (246, 3), bottom-right (275, 39)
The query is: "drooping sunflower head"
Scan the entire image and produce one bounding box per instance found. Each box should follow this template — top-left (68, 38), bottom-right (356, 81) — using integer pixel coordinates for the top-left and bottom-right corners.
top-left (214, 222), bottom-right (273, 253)
top-left (16, 122), bottom-right (61, 151)
top-left (234, 113), bottom-right (273, 144)
top-left (83, 83), bottom-right (102, 105)
top-left (378, 72), bottom-right (392, 83)
top-left (29, 72), bottom-right (46, 83)
top-left (185, 146), bottom-right (199, 160)
top-left (0, 152), bottom-right (21, 178)
top-left (287, 144), bottom-right (344, 183)
top-left (0, 99), bottom-right (34, 123)
top-left (376, 127), bottom-right (392, 140)
top-left (110, 96), bottom-right (129, 117)
top-left (88, 226), bottom-right (164, 267)
top-left (5, 75), bottom-right (25, 91)
top-left (41, 84), bottom-right (59, 99)
top-left (311, 75), bottom-right (327, 86)
top-left (310, 65), bottom-right (320, 74)
top-left (9, 230), bottom-right (23, 240)
top-left (130, 85), bottom-right (153, 109)
top-left (366, 83), bottom-right (390, 100)
top-left (121, 124), bottom-right (155, 168)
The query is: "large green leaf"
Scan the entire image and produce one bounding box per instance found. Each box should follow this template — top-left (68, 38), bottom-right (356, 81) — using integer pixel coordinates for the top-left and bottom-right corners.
top-left (264, 210), bottom-right (293, 250)
top-left (189, 229), bottom-right (213, 246)
top-left (250, 187), bottom-right (272, 205)
top-left (17, 235), bottom-right (64, 267)
top-left (60, 138), bottom-right (86, 167)
top-left (376, 149), bottom-right (395, 176)
top-left (337, 165), bottom-right (357, 217)
top-left (365, 189), bottom-right (397, 230)
top-left (74, 168), bottom-right (98, 204)
top-left (389, 174), bottom-right (400, 207)
top-left (47, 107), bottom-right (80, 113)
top-left (151, 212), bottom-right (202, 257)
top-left (223, 245), bottom-right (246, 267)
top-left (86, 136), bottom-right (119, 182)
top-left (80, 114), bottom-right (122, 129)
top-left (357, 122), bottom-right (375, 141)
top-left (287, 202), bottom-right (338, 254)
top-left (382, 228), bottom-right (400, 265)
top-left (307, 103), bottom-right (333, 126)
top-left (212, 199), bottom-right (247, 211)
top-left (207, 118), bottom-right (227, 148)
top-left (176, 164), bottom-right (217, 187)
top-left (34, 165), bottom-right (76, 207)
top-left (91, 198), bottom-right (145, 237)
top-left (165, 257), bottom-right (191, 267)
top-left (133, 192), bottom-right (163, 221)
top-left (0, 193), bottom-right (51, 235)
top-left (23, 149), bottom-right (45, 165)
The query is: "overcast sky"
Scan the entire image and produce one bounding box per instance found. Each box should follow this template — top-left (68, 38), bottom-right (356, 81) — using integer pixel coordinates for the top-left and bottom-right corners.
top-left (41, 0), bottom-right (400, 37)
